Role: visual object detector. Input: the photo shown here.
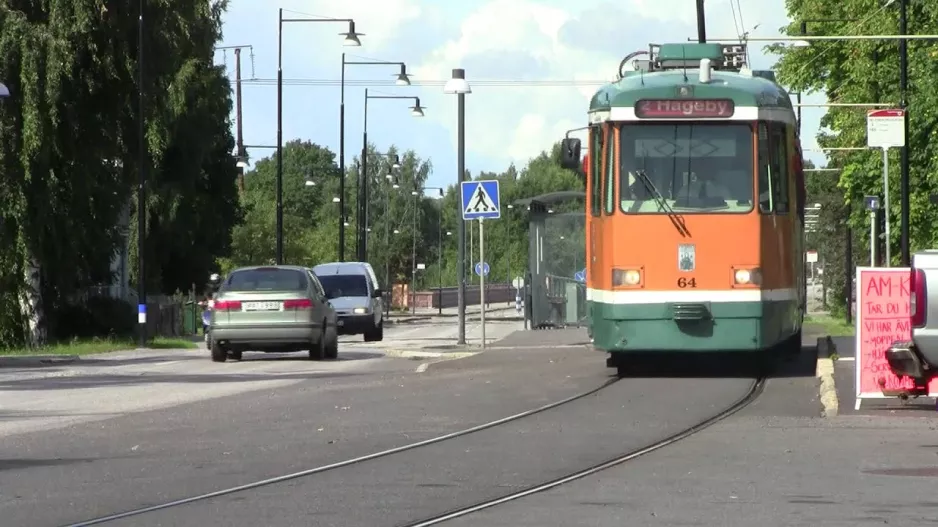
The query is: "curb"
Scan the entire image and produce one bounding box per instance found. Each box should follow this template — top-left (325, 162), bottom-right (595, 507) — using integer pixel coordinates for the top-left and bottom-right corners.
top-left (0, 354), bottom-right (81, 368)
top-left (816, 335), bottom-right (839, 417)
top-left (384, 349), bottom-right (480, 360)
top-left (385, 316), bottom-right (434, 325)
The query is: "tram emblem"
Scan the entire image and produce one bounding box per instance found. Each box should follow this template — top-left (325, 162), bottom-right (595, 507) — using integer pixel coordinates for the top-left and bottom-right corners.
top-left (678, 244), bottom-right (695, 272)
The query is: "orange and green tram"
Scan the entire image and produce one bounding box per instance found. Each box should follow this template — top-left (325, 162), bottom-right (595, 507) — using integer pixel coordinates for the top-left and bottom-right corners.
top-left (560, 42), bottom-right (807, 372)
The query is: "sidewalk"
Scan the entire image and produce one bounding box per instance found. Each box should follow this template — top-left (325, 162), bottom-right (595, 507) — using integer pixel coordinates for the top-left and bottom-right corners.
top-left (385, 304), bottom-right (522, 324)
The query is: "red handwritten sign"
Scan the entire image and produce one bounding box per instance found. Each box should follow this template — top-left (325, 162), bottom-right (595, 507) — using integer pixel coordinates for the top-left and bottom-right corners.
top-left (855, 267), bottom-right (938, 398)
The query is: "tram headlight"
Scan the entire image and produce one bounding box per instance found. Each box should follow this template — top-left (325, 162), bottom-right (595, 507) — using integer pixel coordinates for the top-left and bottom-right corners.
top-left (612, 268), bottom-right (642, 287)
top-left (733, 267), bottom-right (761, 286)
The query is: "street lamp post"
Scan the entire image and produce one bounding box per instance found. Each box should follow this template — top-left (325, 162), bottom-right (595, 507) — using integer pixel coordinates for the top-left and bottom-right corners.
top-left (384, 169), bottom-right (400, 317)
top-left (899, 0), bottom-right (910, 266)
top-left (137, 0), bottom-right (147, 347)
top-left (444, 69), bottom-right (471, 345)
top-left (421, 187), bottom-right (446, 315)
top-left (410, 189), bottom-right (419, 314)
top-left (277, 9), bottom-right (362, 265)
top-left (359, 90), bottom-right (424, 261)
top-left (340, 55), bottom-right (410, 262)
top-left (506, 203), bottom-right (514, 306)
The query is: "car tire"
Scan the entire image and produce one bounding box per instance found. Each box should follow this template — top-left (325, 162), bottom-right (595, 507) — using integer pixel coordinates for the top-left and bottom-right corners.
top-left (325, 324), bottom-right (339, 360)
top-left (210, 339), bottom-right (227, 362)
top-left (309, 322), bottom-right (326, 360)
top-left (364, 319), bottom-right (384, 342)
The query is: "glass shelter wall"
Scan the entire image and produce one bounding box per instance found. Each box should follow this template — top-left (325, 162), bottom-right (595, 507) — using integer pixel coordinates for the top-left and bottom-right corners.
top-left (527, 210), bottom-right (586, 328)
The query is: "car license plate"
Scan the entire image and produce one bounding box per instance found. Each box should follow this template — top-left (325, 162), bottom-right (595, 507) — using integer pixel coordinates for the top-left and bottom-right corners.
top-left (243, 301), bottom-right (281, 311)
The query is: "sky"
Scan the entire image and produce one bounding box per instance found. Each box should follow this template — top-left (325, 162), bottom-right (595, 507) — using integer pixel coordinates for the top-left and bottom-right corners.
top-left (216, 0), bottom-right (831, 194)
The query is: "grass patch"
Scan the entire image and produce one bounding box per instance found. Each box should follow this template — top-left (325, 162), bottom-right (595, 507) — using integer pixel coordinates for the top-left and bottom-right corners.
top-left (805, 314), bottom-right (855, 337)
top-left (0, 336), bottom-right (198, 357)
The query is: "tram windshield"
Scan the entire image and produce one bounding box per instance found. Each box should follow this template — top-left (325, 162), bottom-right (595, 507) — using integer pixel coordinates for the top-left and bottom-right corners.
top-left (618, 123), bottom-right (754, 214)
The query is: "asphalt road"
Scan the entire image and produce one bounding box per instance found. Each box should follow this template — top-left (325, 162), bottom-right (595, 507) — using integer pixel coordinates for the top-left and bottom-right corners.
top-left (441, 414), bottom-right (938, 527)
top-left (0, 326), bottom-right (825, 527)
top-left (831, 335), bottom-right (938, 416)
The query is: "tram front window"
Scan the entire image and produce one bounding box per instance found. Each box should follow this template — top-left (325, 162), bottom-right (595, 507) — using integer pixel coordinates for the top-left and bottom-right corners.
top-left (619, 123), bottom-right (754, 214)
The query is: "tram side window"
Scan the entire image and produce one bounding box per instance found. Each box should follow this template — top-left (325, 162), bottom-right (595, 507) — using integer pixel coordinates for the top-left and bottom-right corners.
top-left (757, 122), bottom-right (772, 213)
top-left (769, 123), bottom-right (790, 214)
top-left (604, 124), bottom-right (615, 214)
top-left (590, 126), bottom-right (602, 216)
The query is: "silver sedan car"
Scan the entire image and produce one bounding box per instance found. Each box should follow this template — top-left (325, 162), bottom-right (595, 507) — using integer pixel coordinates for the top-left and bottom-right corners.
top-left (208, 265), bottom-right (339, 362)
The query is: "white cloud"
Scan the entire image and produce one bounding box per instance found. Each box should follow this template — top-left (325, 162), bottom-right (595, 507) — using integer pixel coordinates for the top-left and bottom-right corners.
top-left (409, 0), bottom-right (794, 169)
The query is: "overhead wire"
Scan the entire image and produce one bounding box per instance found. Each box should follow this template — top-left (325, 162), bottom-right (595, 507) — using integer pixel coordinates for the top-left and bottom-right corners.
top-left (239, 78), bottom-right (608, 87)
top-left (774, 1), bottom-right (896, 100)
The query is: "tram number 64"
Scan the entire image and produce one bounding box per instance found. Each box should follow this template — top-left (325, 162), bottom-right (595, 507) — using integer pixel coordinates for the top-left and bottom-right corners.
top-left (677, 277), bottom-right (697, 288)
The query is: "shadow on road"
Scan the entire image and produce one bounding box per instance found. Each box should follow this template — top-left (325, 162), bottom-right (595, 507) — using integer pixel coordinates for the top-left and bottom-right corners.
top-left (240, 351), bottom-right (385, 362)
top-left (0, 458), bottom-right (98, 472)
top-left (611, 344), bottom-right (818, 379)
top-left (0, 371), bottom-right (361, 391)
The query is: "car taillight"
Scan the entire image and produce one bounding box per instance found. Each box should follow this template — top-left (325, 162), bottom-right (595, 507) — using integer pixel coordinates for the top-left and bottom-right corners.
top-left (911, 268), bottom-right (927, 328)
top-left (214, 300), bottom-right (242, 311)
top-left (283, 299), bottom-right (313, 310)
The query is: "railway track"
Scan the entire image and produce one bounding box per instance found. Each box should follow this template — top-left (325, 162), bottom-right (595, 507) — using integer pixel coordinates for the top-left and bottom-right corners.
top-left (63, 376), bottom-right (621, 527)
top-left (63, 372), bottom-right (766, 527)
top-left (401, 375), bottom-right (766, 527)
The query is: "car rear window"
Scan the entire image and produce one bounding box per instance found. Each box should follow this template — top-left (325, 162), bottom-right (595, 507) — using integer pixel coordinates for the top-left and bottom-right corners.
top-left (317, 274), bottom-right (369, 297)
top-left (224, 268), bottom-right (308, 292)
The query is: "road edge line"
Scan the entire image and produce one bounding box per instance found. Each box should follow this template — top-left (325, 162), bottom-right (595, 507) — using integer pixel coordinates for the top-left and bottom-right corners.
top-left (816, 335), bottom-right (839, 417)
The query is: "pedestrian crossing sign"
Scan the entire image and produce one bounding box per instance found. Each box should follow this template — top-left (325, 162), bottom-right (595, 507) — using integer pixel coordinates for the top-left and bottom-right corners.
top-left (461, 180), bottom-right (501, 220)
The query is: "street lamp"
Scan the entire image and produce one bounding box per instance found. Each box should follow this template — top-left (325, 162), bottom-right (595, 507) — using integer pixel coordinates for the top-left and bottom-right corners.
top-left (443, 68), bottom-right (471, 345)
top-left (339, 56), bottom-right (410, 262)
top-left (358, 91), bottom-right (425, 261)
top-left (277, 10), bottom-right (362, 265)
top-left (0, 82), bottom-right (9, 98)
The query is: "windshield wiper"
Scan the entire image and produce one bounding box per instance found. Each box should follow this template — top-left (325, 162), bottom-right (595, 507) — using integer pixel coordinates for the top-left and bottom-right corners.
top-left (632, 170), bottom-right (691, 237)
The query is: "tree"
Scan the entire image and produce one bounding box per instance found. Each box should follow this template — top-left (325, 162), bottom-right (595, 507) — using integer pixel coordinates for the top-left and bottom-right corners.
top-left (0, 0), bottom-right (241, 348)
top-left (771, 0), bottom-right (938, 313)
top-left (222, 140), bottom-right (342, 272)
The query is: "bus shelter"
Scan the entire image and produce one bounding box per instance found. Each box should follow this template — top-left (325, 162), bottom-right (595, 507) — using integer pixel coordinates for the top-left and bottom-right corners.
top-left (514, 191), bottom-right (586, 329)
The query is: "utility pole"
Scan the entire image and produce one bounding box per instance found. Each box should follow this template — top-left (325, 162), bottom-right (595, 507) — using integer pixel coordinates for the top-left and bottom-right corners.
top-left (899, 0), bottom-right (910, 266)
top-left (234, 47), bottom-right (244, 192)
top-left (137, 0), bottom-right (147, 347)
top-left (696, 0), bottom-right (706, 43)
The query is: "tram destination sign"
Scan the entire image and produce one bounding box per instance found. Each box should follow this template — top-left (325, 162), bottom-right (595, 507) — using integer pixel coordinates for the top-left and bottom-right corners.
top-left (635, 99), bottom-right (735, 119)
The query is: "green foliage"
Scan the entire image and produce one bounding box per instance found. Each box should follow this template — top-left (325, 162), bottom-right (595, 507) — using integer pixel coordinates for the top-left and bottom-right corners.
top-left (50, 296), bottom-right (137, 341)
top-left (227, 140), bottom-right (584, 292)
top-left (772, 0), bottom-right (938, 313)
top-left (0, 0), bottom-right (240, 348)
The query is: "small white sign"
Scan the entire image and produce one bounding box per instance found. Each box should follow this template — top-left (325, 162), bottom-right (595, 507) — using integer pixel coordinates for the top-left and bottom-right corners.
top-left (806, 251), bottom-right (818, 264)
top-left (867, 109), bottom-right (905, 148)
top-left (512, 276), bottom-right (524, 289)
top-left (416, 263), bottom-right (426, 270)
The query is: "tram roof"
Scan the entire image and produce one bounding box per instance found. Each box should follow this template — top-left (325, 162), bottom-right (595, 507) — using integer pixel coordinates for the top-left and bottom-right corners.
top-left (589, 70), bottom-right (793, 113)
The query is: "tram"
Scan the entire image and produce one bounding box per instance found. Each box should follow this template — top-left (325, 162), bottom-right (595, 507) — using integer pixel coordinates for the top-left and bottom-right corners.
top-left (559, 42), bottom-right (807, 373)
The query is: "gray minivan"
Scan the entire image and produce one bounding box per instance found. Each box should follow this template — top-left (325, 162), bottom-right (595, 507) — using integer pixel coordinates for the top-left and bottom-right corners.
top-left (312, 262), bottom-right (384, 342)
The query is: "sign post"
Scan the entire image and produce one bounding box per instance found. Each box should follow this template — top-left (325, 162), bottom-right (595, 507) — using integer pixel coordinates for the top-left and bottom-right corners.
top-left (865, 195), bottom-right (881, 266)
top-left (479, 219), bottom-right (485, 348)
top-left (867, 109), bottom-right (906, 267)
top-left (461, 179), bottom-right (501, 349)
